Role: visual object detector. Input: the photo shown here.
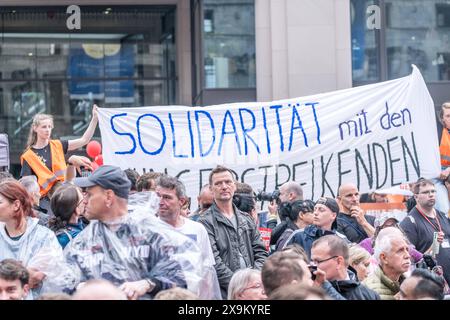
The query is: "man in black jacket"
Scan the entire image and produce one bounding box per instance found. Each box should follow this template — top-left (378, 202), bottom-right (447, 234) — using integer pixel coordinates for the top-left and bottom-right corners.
top-left (337, 183), bottom-right (375, 243)
top-left (311, 235), bottom-right (380, 300)
top-left (198, 166), bottom-right (268, 299)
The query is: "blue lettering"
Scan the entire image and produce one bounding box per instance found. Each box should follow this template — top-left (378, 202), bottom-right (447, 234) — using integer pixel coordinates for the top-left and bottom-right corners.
top-left (110, 113), bottom-right (136, 155)
top-left (261, 107), bottom-right (271, 154)
top-left (195, 110), bottom-right (215, 157)
top-left (270, 105), bottom-right (285, 152)
top-left (306, 102), bottom-right (321, 144)
top-left (169, 113), bottom-right (188, 158)
top-left (289, 104), bottom-right (308, 150)
top-left (218, 110), bottom-right (242, 156)
top-left (136, 113), bottom-right (166, 155)
top-left (238, 108), bottom-right (260, 155)
top-left (187, 111), bottom-right (195, 158)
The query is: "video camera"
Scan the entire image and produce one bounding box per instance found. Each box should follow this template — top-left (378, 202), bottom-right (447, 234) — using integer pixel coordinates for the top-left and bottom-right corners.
top-left (255, 190), bottom-right (281, 203)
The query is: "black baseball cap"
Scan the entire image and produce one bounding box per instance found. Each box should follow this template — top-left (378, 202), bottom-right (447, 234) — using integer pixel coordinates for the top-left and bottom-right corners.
top-left (73, 165), bottom-right (131, 199)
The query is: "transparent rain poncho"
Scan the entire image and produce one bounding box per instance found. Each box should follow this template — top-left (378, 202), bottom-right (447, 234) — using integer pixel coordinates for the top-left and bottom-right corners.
top-left (62, 194), bottom-right (221, 299)
top-left (0, 217), bottom-right (68, 299)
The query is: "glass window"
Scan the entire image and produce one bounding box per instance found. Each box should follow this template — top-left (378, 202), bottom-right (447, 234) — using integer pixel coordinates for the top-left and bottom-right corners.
top-left (385, 0), bottom-right (450, 81)
top-left (350, 0), bottom-right (380, 83)
top-left (0, 6), bottom-right (177, 173)
top-left (203, 0), bottom-right (256, 89)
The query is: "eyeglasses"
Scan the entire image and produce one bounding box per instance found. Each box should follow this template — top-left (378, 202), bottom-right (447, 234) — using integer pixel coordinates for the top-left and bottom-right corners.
top-left (311, 255), bottom-right (339, 266)
top-left (418, 190), bottom-right (436, 195)
top-left (241, 282), bottom-right (263, 292)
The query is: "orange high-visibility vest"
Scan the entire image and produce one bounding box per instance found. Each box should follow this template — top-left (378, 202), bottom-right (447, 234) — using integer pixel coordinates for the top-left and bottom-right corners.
top-left (20, 140), bottom-right (67, 197)
top-left (440, 129), bottom-right (450, 169)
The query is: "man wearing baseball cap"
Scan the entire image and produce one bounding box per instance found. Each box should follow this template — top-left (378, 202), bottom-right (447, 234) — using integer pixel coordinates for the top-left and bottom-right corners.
top-left (285, 197), bottom-right (349, 259)
top-left (63, 165), bottom-right (190, 299)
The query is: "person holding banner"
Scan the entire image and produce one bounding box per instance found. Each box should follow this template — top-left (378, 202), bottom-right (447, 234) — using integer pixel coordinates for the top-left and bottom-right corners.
top-left (20, 105), bottom-right (99, 209)
top-left (198, 165), bottom-right (268, 299)
top-left (336, 184), bottom-right (376, 244)
top-left (437, 102), bottom-right (450, 215)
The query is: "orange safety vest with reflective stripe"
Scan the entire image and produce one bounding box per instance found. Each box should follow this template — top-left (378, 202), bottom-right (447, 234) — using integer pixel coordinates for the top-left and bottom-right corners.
top-left (440, 129), bottom-right (450, 169)
top-left (20, 140), bottom-right (67, 197)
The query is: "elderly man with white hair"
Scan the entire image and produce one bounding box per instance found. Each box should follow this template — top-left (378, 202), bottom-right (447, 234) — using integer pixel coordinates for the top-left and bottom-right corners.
top-left (363, 227), bottom-right (411, 299)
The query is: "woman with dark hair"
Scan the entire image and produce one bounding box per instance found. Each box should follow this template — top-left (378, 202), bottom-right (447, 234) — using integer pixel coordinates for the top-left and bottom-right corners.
top-left (0, 180), bottom-right (64, 299)
top-left (275, 200), bottom-right (315, 251)
top-left (49, 184), bottom-right (86, 249)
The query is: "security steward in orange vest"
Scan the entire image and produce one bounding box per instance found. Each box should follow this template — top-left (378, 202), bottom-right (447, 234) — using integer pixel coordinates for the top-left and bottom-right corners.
top-left (437, 102), bottom-right (450, 214)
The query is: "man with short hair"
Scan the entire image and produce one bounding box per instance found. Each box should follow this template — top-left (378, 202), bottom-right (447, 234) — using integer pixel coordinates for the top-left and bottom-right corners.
top-left (66, 165), bottom-right (193, 299)
top-left (400, 178), bottom-right (450, 286)
top-left (286, 197), bottom-right (348, 259)
top-left (363, 231), bottom-right (411, 299)
top-left (397, 268), bottom-right (445, 300)
top-left (337, 183), bottom-right (375, 243)
top-left (155, 174), bottom-right (220, 299)
top-left (0, 259), bottom-right (30, 300)
top-left (261, 251), bottom-right (312, 296)
top-left (311, 235), bottom-right (380, 300)
top-left (198, 165), bottom-right (268, 299)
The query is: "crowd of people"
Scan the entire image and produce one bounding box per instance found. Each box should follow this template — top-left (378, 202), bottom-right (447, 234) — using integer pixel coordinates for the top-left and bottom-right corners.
top-left (0, 102), bottom-right (449, 300)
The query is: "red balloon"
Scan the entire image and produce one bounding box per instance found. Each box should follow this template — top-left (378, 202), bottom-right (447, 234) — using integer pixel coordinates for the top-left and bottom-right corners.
top-left (95, 154), bottom-right (103, 166)
top-left (86, 141), bottom-right (102, 159)
top-left (91, 162), bottom-right (99, 171)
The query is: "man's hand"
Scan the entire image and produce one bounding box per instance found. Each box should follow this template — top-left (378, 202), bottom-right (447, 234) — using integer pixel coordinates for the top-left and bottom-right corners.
top-left (350, 206), bottom-right (366, 225)
top-left (268, 200), bottom-right (278, 216)
top-left (119, 280), bottom-right (153, 300)
top-left (27, 268), bottom-right (46, 289)
top-left (313, 268), bottom-right (327, 287)
top-left (437, 231), bottom-right (445, 243)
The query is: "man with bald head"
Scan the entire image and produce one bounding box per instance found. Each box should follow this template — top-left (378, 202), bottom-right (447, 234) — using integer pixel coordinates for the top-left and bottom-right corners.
top-left (268, 181), bottom-right (304, 245)
top-left (336, 183), bottom-right (375, 243)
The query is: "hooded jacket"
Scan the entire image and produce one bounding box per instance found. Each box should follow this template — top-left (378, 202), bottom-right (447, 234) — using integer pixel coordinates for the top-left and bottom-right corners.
top-left (329, 269), bottom-right (381, 300)
top-left (0, 217), bottom-right (65, 299)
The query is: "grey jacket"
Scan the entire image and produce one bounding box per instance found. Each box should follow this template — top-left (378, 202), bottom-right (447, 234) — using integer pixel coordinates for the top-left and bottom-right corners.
top-left (198, 202), bottom-right (268, 298)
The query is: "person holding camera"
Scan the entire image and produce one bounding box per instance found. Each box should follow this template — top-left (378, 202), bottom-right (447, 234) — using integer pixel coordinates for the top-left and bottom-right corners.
top-left (311, 235), bottom-right (380, 300)
top-left (275, 200), bottom-right (315, 251)
top-left (267, 182), bottom-right (304, 247)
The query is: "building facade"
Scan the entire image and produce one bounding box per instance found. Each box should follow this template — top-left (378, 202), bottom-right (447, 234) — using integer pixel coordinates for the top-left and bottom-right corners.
top-left (1, 0), bottom-right (449, 174)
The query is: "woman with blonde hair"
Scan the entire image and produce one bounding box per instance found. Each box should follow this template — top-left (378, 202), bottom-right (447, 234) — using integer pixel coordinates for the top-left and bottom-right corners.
top-left (20, 105), bottom-right (98, 206)
top-left (349, 244), bottom-right (372, 281)
top-left (227, 269), bottom-right (267, 300)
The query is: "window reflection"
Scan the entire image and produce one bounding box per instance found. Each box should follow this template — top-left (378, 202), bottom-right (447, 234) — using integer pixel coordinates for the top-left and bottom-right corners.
top-left (203, 0), bottom-right (256, 89)
top-left (386, 0), bottom-right (450, 81)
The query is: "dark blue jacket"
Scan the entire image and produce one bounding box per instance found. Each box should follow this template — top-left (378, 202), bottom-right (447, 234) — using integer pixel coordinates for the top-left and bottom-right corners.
top-left (286, 225), bottom-right (348, 260)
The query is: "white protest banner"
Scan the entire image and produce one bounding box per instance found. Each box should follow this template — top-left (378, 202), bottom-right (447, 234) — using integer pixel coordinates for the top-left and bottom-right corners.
top-left (98, 65), bottom-right (440, 208)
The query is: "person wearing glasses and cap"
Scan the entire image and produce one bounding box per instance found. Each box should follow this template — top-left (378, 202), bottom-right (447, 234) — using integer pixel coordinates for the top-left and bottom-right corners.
top-left (285, 197), bottom-right (349, 260)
